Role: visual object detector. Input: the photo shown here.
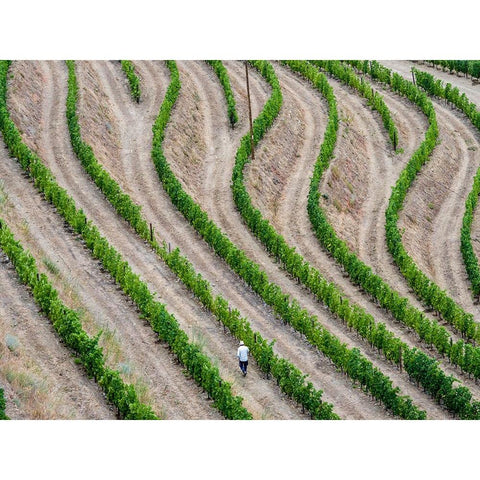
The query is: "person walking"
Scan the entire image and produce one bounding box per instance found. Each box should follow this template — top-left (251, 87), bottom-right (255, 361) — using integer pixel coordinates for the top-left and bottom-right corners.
top-left (237, 341), bottom-right (249, 376)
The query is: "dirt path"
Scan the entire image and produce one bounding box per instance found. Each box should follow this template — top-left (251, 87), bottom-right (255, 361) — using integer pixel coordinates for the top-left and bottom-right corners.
top-left (0, 257), bottom-right (115, 420)
top-left (70, 59), bottom-right (401, 419)
top-left (244, 63), bottom-right (480, 400)
top-left (234, 61), bottom-right (480, 413)
top-left (75, 59), bottom-right (379, 420)
top-left (383, 61), bottom-right (480, 298)
top-left (6, 60), bottom-right (313, 420)
top-left (289, 69), bottom-right (447, 319)
top-left (2, 94), bottom-right (225, 420)
top-left (0, 238), bottom-right (115, 419)
top-left (6, 59), bottom-right (475, 418)
top-left (4, 61), bottom-right (223, 420)
top-left (153, 60), bottom-right (465, 418)
top-left (381, 61), bottom-right (480, 315)
top-left (0, 134), bottom-right (115, 419)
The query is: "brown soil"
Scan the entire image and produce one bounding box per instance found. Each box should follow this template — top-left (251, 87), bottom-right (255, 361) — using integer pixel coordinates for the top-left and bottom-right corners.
top-left (5, 60), bottom-right (315, 420)
top-left (159, 60), bottom-right (464, 418)
top-left (0, 148), bottom-right (115, 419)
top-left (0, 246), bottom-right (115, 420)
top-left (236, 62), bottom-right (480, 414)
top-left (5, 59), bottom-right (480, 419)
top-left (382, 61), bottom-right (480, 315)
top-left (3, 61), bottom-right (222, 419)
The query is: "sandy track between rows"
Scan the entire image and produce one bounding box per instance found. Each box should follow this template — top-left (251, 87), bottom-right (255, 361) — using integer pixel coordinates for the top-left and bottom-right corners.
top-left (72, 59), bottom-right (402, 419)
top-left (6, 59), bottom-right (475, 418)
top-left (271, 68), bottom-right (455, 327)
top-left (269, 63), bottom-right (480, 400)
top-left (151, 59), bottom-right (465, 418)
top-left (6, 60), bottom-right (311, 420)
top-left (240, 62), bottom-right (480, 402)
top-left (4, 67), bottom-right (224, 419)
top-left (0, 197), bottom-right (115, 419)
top-left (383, 61), bottom-right (480, 302)
top-left (0, 255), bottom-right (115, 419)
top-left (76, 59), bottom-right (382, 419)
top-left (381, 61), bottom-right (480, 316)
top-left (241, 62), bottom-right (480, 412)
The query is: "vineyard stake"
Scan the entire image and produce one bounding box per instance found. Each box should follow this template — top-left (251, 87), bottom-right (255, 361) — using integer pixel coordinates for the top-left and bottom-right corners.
top-left (149, 223), bottom-right (154, 242)
top-left (411, 69), bottom-right (416, 86)
top-left (245, 61), bottom-right (255, 160)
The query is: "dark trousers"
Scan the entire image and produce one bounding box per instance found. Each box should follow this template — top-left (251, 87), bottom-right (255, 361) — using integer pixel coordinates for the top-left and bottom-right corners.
top-left (239, 360), bottom-right (248, 374)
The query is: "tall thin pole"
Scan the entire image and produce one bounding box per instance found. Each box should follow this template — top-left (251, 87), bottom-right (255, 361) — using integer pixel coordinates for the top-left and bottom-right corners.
top-left (245, 61), bottom-right (255, 160)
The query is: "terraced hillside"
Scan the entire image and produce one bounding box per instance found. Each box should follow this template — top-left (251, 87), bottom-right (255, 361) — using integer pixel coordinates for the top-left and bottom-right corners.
top-left (1, 59), bottom-right (480, 419)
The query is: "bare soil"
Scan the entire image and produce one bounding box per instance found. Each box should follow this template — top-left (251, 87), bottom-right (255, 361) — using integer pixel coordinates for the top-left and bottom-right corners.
top-left (159, 60), bottom-right (464, 418)
top-left (4, 59), bottom-right (480, 419)
top-left (0, 244), bottom-right (115, 420)
top-left (237, 62), bottom-right (480, 412)
top-left (4, 60), bottom-right (316, 420)
top-left (381, 61), bottom-right (480, 315)
top-left (3, 61), bottom-right (222, 419)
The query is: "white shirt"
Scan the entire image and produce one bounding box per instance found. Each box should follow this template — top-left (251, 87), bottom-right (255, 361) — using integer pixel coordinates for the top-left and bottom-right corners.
top-left (237, 345), bottom-right (249, 362)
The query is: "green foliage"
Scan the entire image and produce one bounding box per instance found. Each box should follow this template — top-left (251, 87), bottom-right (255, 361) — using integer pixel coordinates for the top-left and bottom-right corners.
top-left (413, 67), bottom-right (480, 302)
top-left (0, 387), bottom-right (8, 419)
top-left (428, 60), bottom-right (480, 79)
top-left (206, 60), bottom-right (238, 127)
top-left (239, 59), bottom-right (480, 419)
top-left (150, 59), bottom-right (425, 419)
top-left (309, 60), bottom-right (399, 150)
top-left (5, 334), bottom-right (19, 352)
top-left (0, 218), bottom-right (157, 419)
top-left (72, 57), bottom-right (338, 419)
top-left (0, 60), bottom-right (250, 420)
top-left (290, 61), bottom-right (480, 381)
top-left (120, 60), bottom-right (141, 102)
top-left (345, 61), bottom-right (480, 345)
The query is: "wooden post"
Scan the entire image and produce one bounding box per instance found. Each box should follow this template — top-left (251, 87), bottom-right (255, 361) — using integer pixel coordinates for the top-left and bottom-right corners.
top-left (399, 346), bottom-right (402, 373)
top-left (393, 130), bottom-right (397, 152)
top-left (168, 242), bottom-right (171, 253)
top-left (149, 223), bottom-right (154, 242)
top-left (245, 61), bottom-right (255, 160)
top-left (411, 69), bottom-right (416, 86)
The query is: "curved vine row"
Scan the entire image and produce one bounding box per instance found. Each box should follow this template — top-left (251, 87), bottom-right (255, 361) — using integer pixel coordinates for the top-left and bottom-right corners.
top-left (0, 217), bottom-right (157, 419)
top-left (120, 60), bottom-right (141, 102)
top-left (309, 60), bottom-right (398, 150)
top-left (411, 67), bottom-right (480, 300)
top-left (346, 60), bottom-right (480, 345)
top-left (426, 60), bottom-right (480, 80)
top-left (295, 60), bottom-right (480, 380)
top-left (151, 59), bottom-right (427, 419)
top-left (205, 60), bottom-right (238, 127)
top-left (229, 59), bottom-right (480, 419)
top-left (0, 60), bottom-right (251, 421)
top-left (65, 60), bottom-right (338, 420)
